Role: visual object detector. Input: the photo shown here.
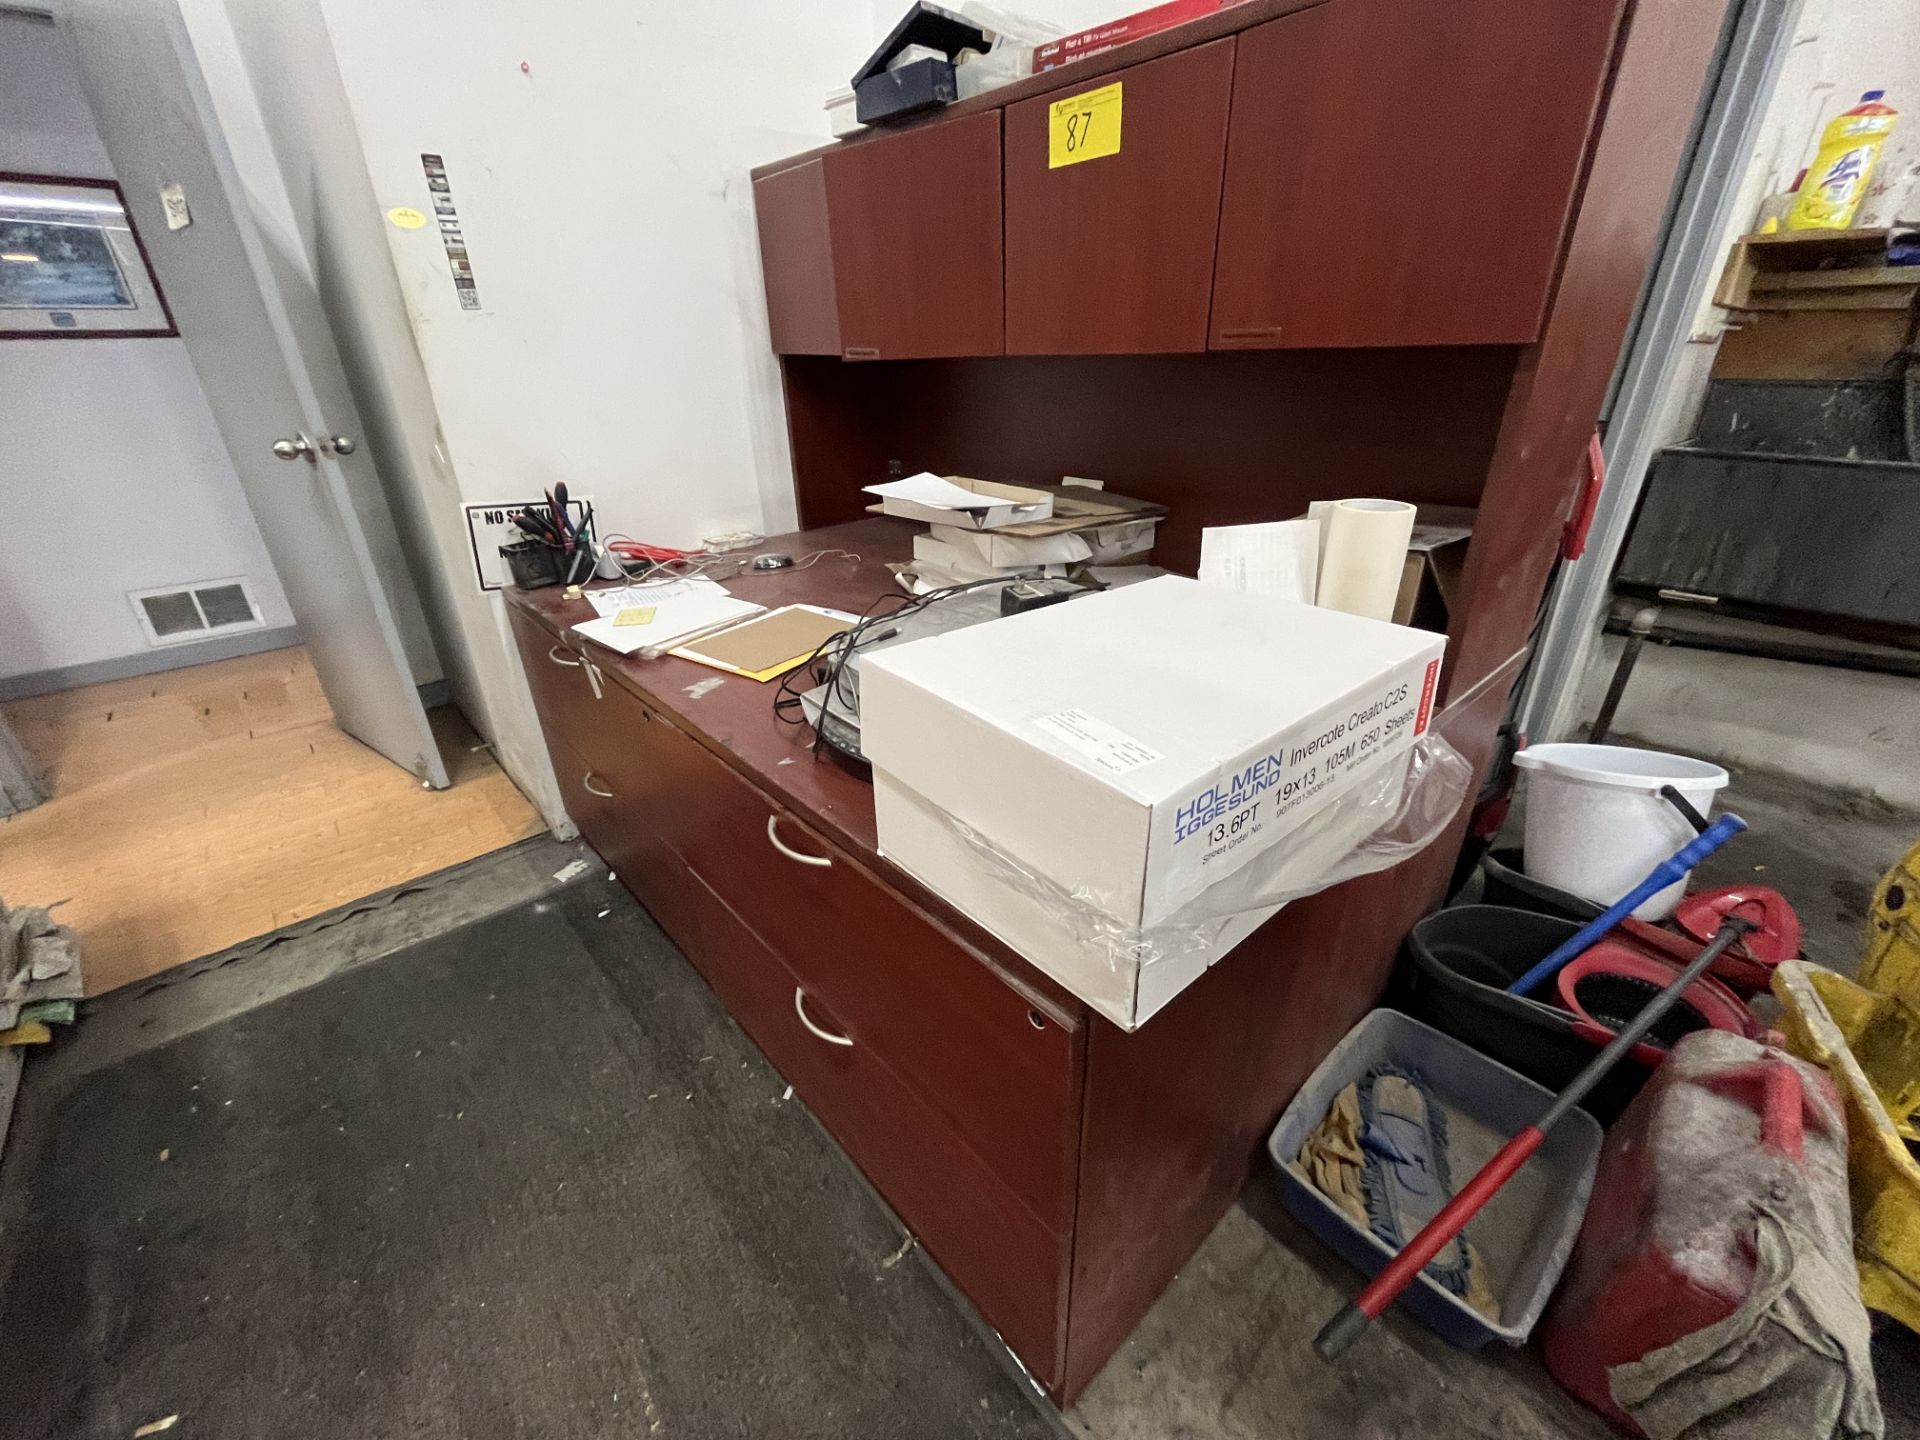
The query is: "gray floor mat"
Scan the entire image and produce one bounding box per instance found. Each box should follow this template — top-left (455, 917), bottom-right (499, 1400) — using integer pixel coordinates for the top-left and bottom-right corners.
top-left (0, 877), bottom-right (1058, 1439)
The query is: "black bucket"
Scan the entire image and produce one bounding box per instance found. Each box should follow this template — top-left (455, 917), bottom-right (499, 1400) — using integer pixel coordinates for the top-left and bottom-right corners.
top-left (1479, 849), bottom-right (1604, 923)
top-left (1399, 904), bottom-right (1650, 1124)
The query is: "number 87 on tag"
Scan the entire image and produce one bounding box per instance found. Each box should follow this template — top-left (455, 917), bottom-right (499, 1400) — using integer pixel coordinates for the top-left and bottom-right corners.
top-left (1048, 82), bottom-right (1123, 169)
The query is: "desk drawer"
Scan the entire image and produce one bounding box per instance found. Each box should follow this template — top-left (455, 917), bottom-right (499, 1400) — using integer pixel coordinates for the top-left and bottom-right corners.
top-left (507, 605), bottom-right (605, 761)
top-left (547, 732), bottom-right (676, 899)
top-left (508, 608), bottom-right (670, 837)
top-left (650, 855), bottom-right (1068, 1384)
top-left (646, 715), bottom-right (1083, 1235)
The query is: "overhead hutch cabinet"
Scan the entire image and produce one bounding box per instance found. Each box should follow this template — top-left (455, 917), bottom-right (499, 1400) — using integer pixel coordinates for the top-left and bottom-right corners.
top-left (506, 0), bottom-right (1728, 1405)
top-left (759, 0), bottom-right (1627, 361)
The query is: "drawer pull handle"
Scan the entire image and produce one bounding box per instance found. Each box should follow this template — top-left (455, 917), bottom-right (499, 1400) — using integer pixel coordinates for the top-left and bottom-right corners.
top-left (794, 988), bottom-right (853, 1047)
top-left (766, 814), bottom-right (832, 868)
top-left (548, 645), bottom-right (582, 668)
top-left (583, 771), bottom-right (614, 799)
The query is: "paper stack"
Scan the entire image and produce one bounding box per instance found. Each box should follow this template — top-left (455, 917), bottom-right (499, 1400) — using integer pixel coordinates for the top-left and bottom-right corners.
top-left (572, 578), bottom-right (764, 658)
top-left (864, 473), bottom-right (1167, 589)
top-left (1197, 502), bottom-right (1473, 632)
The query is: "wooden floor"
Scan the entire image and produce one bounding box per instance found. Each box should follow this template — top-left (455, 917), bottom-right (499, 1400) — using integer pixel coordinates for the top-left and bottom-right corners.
top-left (0, 646), bottom-right (547, 995)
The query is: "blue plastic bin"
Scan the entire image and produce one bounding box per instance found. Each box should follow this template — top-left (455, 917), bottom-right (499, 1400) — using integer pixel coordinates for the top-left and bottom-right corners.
top-left (1267, 1009), bottom-right (1602, 1348)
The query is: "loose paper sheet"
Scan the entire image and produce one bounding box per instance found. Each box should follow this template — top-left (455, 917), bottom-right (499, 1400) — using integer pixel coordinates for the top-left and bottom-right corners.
top-left (573, 582), bottom-right (761, 656)
top-left (583, 578), bottom-right (722, 617)
top-left (863, 473), bottom-right (1010, 512)
top-left (1197, 519), bottom-right (1320, 603)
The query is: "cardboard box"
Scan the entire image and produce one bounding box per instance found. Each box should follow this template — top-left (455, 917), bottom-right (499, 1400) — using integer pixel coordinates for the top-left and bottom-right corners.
top-left (1033, 0), bottom-right (1245, 69)
top-left (930, 525), bottom-right (1094, 568)
top-left (865, 474), bottom-right (1055, 530)
top-left (862, 576), bottom-right (1445, 1026)
top-left (909, 534), bottom-right (1068, 582)
top-left (1391, 507), bottom-right (1474, 634)
top-left (1083, 518), bottom-right (1158, 564)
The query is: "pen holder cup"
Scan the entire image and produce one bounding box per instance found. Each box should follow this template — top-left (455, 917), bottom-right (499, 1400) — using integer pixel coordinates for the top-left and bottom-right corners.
top-left (500, 541), bottom-right (595, 590)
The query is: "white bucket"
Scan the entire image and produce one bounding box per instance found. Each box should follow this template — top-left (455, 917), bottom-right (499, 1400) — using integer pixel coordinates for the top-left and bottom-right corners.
top-left (1512, 743), bottom-right (1729, 921)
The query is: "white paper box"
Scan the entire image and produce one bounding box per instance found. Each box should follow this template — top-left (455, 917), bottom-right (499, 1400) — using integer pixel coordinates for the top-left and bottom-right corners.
top-left (931, 525), bottom-right (1094, 567)
top-left (861, 577), bottom-right (1445, 1024)
top-left (875, 767), bottom-right (1285, 1028)
top-left (864, 474), bottom-right (1054, 530)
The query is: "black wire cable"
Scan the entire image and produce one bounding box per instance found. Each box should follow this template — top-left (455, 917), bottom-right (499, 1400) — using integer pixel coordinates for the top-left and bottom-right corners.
top-left (772, 573), bottom-right (1039, 757)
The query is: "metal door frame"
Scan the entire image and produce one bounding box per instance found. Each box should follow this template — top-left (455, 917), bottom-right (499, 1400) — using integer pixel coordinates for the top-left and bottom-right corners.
top-left (1519, 0), bottom-right (1804, 740)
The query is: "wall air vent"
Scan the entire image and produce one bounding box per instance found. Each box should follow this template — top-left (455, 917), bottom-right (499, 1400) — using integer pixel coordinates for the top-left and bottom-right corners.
top-left (129, 578), bottom-right (264, 647)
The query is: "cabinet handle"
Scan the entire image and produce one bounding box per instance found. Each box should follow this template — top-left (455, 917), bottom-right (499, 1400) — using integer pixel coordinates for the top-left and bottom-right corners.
top-left (842, 345), bottom-right (880, 360)
top-left (548, 645), bottom-right (581, 667)
top-left (1218, 325), bottom-right (1284, 341)
top-left (794, 988), bottom-right (853, 1047)
top-left (766, 814), bottom-right (832, 868)
top-left (583, 771), bottom-right (614, 798)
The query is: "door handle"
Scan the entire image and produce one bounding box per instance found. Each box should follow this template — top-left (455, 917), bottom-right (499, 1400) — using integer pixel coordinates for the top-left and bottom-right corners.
top-left (794, 988), bottom-right (853, 1047)
top-left (321, 434), bottom-right (357, 456)
top-left (582, 771), bottom-right (614, 798)
top-left (270, 435), bottom-right (315, 462)
top-left (766, 814), bottom-right (832, 868)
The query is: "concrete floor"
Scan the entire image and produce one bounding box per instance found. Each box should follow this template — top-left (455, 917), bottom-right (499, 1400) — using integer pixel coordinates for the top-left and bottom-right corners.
top-left (1499, 730), bottom-right (1918, 979)
top-left (1069, 745), bottom-right (1920, 1440)
top-left (11, 747), bottom-right (1916, 1436)
top-left (1670, 739), bottom-right (1919, 980)
top-left (1070, 1187), bottom-right (1615, 1440)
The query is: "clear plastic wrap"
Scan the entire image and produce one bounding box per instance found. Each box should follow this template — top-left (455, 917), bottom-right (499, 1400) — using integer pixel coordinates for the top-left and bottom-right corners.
top-left (930, 728), bottom-right (1473, 978)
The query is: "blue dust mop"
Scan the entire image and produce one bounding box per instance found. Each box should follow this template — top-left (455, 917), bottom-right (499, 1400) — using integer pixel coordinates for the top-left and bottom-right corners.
top-left (1357, 1065), bottom-right (1487, 1310)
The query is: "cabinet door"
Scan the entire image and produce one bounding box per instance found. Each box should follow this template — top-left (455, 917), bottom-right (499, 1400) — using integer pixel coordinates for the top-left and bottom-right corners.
top-left (1211, 0), bottom-right (1625, 349)
top-left (822, 112), bottom-right (1004, 359)
top-left (754, 159), bottom-right (841, 356)
top-left (1005, 40), bottom-right (1235, 354)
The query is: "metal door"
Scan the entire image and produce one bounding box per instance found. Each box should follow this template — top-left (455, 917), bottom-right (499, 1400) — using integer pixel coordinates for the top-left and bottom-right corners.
top-left (55, 0), bottom-right (449, 787)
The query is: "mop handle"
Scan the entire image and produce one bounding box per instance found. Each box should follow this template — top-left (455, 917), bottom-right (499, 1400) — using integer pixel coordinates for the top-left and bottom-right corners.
top-left (1503, 812), bottom-right (1747, 998)
top-left (1315, 915), bottom-right (1755, 1361)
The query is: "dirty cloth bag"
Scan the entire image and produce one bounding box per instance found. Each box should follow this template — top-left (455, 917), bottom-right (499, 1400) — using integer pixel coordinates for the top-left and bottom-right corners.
top-left (1609, 1208), bottom-right (1883, 1440)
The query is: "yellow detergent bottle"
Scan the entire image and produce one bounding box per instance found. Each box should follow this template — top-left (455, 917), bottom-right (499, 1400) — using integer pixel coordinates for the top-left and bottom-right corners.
top-left (1788, 90), bottom-right (1899, 230)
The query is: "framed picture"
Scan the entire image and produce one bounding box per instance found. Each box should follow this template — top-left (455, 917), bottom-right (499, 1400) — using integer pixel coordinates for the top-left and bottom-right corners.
top-left (0, 172), bottom-right (176, 339)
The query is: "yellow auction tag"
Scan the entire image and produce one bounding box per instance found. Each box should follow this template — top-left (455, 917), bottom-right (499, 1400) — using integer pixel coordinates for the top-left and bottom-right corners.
top-left (1048, 82), bottom-right (1122, 169)
top-left (386, 206), bottom-right (428, 230)
top-left (613, 606), bottom-right (657, 627)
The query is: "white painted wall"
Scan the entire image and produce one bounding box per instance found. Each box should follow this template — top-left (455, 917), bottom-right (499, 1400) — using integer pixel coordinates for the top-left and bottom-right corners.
top-left (0, 11), bottom-right (294, 682)
top-left (318, 0), bottom-right (1135, 553)
top-left (316, 0), bottom-right (878, 552)
top-left (153, 0), bottom-right (1169, 824)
